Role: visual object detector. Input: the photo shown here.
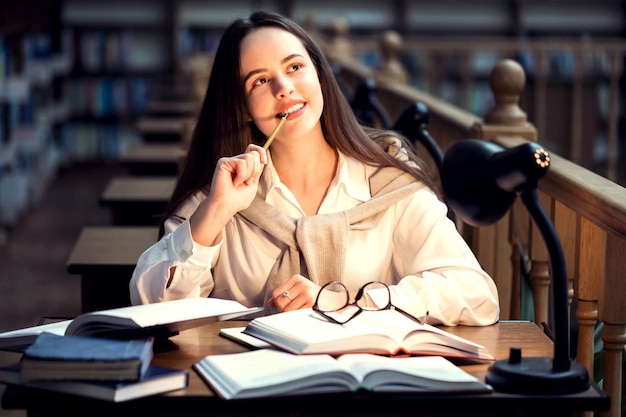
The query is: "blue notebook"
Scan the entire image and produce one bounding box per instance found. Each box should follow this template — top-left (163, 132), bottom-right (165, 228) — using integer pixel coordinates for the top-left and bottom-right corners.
top-left (19, 332), bottom-right (153, 383)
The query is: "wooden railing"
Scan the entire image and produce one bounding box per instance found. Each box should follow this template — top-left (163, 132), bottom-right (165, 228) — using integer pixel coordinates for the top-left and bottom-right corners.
top-left (328, 44), bottom-right (625, 417)
top-left (330, 34), bottom-right (625, 187)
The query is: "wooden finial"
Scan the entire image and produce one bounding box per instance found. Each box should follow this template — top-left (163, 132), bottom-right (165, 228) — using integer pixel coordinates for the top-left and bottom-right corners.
top-left (375, 30), bottom-right (409, 86)
top-left (484, 59), bottom-right (528, 126)
top-left (326, 17), bottom-right (353, 62)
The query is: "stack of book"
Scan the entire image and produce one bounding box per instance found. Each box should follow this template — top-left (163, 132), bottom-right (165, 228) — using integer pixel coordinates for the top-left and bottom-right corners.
top-left (0, 298), bottom-right (262, 401)
top-left (0, 332), bottom-right (188, 402)
top-left (0, 297), bottom-right (263, 403)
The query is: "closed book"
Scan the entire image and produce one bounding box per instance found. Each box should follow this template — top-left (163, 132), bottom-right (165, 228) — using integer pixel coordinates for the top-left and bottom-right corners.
top-left (20, 332), bottom-right (153, 383)
top-left (1, 363), bottom-right (188, 402)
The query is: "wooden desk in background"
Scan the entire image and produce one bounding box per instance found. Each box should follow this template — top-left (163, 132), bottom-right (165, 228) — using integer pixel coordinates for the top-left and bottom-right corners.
top-left (100, 176), bottom-right (175, 225)
top-left (136, 116), bottom-right (192, 143)
top-left (66, 226), bottom-right (159, 312)
top-left (146, 100), bottom-right (196, 117)
top-left (1, 321), bottom-right (609, 417)
top-left (119, 143), bottom-right (183, 176)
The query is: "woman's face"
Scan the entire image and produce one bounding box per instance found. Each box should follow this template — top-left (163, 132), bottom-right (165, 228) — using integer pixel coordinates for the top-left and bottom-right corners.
top-left (239, 27), bottom-right (324, 145)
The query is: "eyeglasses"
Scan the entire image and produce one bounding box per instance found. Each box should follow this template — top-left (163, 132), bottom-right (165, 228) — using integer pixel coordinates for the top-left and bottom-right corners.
top-left (313, 281), bottom-right (426, 325)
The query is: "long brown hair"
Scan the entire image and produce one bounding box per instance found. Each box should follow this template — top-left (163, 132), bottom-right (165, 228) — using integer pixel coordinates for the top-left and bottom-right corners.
top-left (160, 11), bottom-right (434, 237)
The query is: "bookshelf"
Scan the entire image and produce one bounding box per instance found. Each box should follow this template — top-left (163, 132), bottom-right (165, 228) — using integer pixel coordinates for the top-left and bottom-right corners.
top-left (0, 0), bottom-right (68, 240)
top-left (59, 0), bottom-right (176, 162)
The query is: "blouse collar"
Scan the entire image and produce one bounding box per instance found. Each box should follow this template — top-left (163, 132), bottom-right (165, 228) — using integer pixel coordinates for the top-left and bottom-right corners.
top-left (259, 151), bottom-right (372, 204)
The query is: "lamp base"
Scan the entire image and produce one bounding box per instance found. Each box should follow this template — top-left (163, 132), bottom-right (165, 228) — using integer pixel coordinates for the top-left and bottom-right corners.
top-left (486, 349), bottom-right (590, 394)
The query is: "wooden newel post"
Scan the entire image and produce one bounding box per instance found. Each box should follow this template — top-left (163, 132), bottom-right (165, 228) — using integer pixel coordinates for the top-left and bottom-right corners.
top-left (375, 30), bottom-right (409, 87)
top-left (469, 59), bottom-right (539, 323)
top-left (484, 59), bottom-right (528, 127)
top-left (472, 58), bottom-right (537, 141)
top-left (325, 17), bottom-right (353, 63)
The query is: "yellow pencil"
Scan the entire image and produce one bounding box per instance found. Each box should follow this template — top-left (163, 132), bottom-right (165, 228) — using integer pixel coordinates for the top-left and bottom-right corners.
top-left (262, 116), bottom-right (287, 150)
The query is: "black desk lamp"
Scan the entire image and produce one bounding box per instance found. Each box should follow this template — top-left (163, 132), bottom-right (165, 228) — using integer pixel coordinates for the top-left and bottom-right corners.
top-left (441, 139), bottom-right (590, 394)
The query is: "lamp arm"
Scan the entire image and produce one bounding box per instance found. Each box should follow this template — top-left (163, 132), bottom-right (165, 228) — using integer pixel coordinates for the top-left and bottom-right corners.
top-left (520, 189), bottom-right (571, 372)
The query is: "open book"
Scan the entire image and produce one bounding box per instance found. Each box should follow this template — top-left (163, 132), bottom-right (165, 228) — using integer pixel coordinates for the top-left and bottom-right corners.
top-left (0, 298), bottom-right (262, 352)
top-left (194, 349), bottom-right (492, 399)
top-left (243, 308), bottom-right (494, 361)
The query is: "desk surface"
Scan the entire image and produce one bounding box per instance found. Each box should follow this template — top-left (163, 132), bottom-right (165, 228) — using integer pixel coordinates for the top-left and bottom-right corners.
top-left (146, 100), bottom-right (196, 116)
top-left (136, 116), bottom-right (193, 135)
top-left (120, 143), bottom-right (183, 164)
top-left (66, 226), bottom-right (159, 311)
top-left (119, 143), bottom-right (183, 176)
top-left (100, 176), bottom-right (176, 204)
top-left (1, 321), bottom-right (609, 417)
top-left (66, 226), bottom-right (159, 272)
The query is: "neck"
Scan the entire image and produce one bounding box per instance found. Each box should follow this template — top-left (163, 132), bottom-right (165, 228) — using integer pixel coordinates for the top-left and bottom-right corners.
top-left (271, 134), bottom-right (336, 181)
top-left (270, 137), bottom-right (338, 215)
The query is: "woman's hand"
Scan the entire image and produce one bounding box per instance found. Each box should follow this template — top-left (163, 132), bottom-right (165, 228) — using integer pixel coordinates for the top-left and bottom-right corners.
top-left (208, 144), bottom-right (267, 214)
top-left (189, 144), bottom-right (267, 246)
top-left (270, 275), bottom-right (321, 312)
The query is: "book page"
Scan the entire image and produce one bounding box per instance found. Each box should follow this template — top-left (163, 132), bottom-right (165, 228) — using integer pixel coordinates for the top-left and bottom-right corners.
top-left (0, 320), bottom-right (71, 352)
top-left (345, 310), bottom-right (426, 343)
top-left (336, 354), bottom-right (483, 387)
top-left (219, 327), bottom-right (272, 349)
top-left (194, 349), bottom-right (357, 399)
top-left (244, 308), bottom-right (399, 354)
top-left (67, 298), bottom-right (257, 335)
top-left (346, 311), bottom-right (492, 359)
top-left (0, 320), bottom-right (70, 340)
top-left (245, 308), bottom-right (492, 359)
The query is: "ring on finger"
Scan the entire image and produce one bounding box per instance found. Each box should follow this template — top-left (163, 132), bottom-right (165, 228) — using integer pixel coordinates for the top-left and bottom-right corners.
top-left (282, 290), bottom-right (293, 301)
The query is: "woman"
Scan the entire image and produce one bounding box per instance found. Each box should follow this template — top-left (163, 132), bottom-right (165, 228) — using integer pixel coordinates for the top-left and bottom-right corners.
top-left (129, 11), bottom-right (499, 326)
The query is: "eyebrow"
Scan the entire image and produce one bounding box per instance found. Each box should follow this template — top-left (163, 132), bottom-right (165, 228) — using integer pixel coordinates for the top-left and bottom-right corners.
top-left (242, 54), bottom-right (305, 85)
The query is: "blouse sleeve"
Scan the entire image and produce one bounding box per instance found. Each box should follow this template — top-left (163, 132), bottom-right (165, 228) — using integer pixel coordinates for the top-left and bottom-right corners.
top-left (129, 194), bottom-right (221, 305)
top-left (387, 187), bottom-right (500, 326)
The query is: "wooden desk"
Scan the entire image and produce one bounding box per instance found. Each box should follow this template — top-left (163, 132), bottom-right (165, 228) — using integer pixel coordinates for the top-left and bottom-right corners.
top-left (66, 226), bottom-right (159, 312)
top-left (136, 116), bottom-right (193, 143)
top-left (100, 176), bottom-right (175, 225)
top-left (119, 143), bottom-right (183, 176)
top-left (1, 321), bottom-right (610, 417)
top-left (146, 100), bottom-right (196, 116)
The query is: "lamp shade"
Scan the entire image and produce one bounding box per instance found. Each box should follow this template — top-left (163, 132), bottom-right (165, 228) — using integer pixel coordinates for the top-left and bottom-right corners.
top-left (441, 139), bottom-right (550, 226)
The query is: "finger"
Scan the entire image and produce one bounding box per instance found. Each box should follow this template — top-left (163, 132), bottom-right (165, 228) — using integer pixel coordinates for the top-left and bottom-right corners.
top-left (229, 158), bottom-right (249, 187)
top-left (231, 153), bottom-right (259, 187)
top-left (244, 154), bottom-right (264, 186)
top-left (245, 144), bottom-right (267, 164)
top-left (241, 152), bottom-right (263, 183)
top-left (282, 295), bottom-right (308, 312)
top-left (271, 287), bottom-right (294, 312)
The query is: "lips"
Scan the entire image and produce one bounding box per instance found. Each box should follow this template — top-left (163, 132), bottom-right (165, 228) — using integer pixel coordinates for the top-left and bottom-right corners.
top-left (277, 102), bottom-right (306, 118)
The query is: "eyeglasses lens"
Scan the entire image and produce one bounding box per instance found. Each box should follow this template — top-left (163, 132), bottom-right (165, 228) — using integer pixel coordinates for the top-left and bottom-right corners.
top-left (316, 282), bottom-right (350, 312)
top-left (356, 281), bottom-right (389, 310)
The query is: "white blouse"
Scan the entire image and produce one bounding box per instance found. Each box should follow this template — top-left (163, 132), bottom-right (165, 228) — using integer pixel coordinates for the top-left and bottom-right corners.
top-left (130, 152), bottom-right (500, 326)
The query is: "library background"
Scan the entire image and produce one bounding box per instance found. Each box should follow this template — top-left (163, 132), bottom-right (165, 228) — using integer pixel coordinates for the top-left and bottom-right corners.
top-left (0, 0), bottom-right (625, 415)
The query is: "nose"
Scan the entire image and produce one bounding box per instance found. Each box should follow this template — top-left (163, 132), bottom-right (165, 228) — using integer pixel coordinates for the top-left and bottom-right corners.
top-left (273, 74), bottom-right (294, 98)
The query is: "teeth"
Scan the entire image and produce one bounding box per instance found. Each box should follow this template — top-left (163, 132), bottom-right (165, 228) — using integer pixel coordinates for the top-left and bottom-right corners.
top-left (283, 103), bottom-right (304, 115)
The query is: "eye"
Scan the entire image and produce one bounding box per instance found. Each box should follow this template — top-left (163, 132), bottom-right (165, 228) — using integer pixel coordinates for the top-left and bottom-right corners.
top-left (287, 63), bottom-right (302, 73)
top-left (252, 76), bottom-right (269, 87)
